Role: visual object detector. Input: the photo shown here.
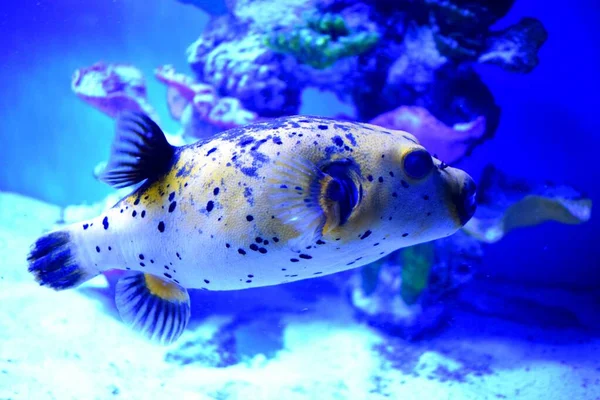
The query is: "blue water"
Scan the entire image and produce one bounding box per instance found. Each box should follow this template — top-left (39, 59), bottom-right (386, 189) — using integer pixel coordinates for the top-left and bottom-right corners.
top-left (1, 1), bottom-right (599, 398)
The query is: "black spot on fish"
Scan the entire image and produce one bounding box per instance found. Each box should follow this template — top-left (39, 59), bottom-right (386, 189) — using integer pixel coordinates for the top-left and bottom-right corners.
top-left (392, 192), bottom-right (398, 198)
top-left (389, 171), bottom-right (395, 177)
top-left (133, 198), bottom-right (140, 206)
top-left (318, 125), bottom-right (328, 130)
top-left (378, 177), bottom-right (384, 183)
top-left (314, 272), bottom-right (323, 275)
top-left (213, 187), bottom-right (220, 196)
top-left (250, 244), bottom-right (259, 251)
top-left (150, 259), bottom-right (154, 264)
top-left (169, 202), bottom-right (177, 212)
top-left (290, 258), bottom-right (299, 263)
top-left (273, 136), bottom-right (283, 145)
top-left (238, 248), bottom-right (246, 255)
top-left (255, 237), bottom-right (263, 243)
top-left (207, 201), bottom-right (214, 212)
top-left (169, 192), bottom-right (175, 202)
top-left (367, 175), bottom-right (374, 182)
top-left (226, 243), bottom-right (231, 248)
top-left (332, 136), bottom-right (343, 147)
top-left (259, 248), bottom-right (267, 254)
top-left (239, 136), bottom-right (254, 147)
top-left (132, 210), bottom-right (137, 217)
top-left (164, 273), bottom-right (172, 279)
top-left (361, 230), bottom-right (372, 240)
top-left (140, 262), bottom-right (145, 267)
top-left (246, 280), bottom-right (252, 283)
top-left (373, 243), bottom-right (380, 247)
top-left (206, 147), bottom-right (217, 156)
top-left (240, 167), bottom-right (258, 177)
top-left (246, 215), bottom-right (254, 222)
top-left (273, 237), bottom-right (280, 243)
top-left (402, 233), bottom-right (409, 237)
top-left (102, 217), bottom-right (109, 230)
top-left (83, 224), bottom-right (89, 230)
top-left (401, 180), bottom-right (409, 188)
top-left (158, 221), bottom-right (165, 232)
top-left (95, 246), bottom-right (100, 253)
top-left (141, 210), bottom-right (146, 218)
top-left (164, 265), bottom-right (169, 270)
top-left (316, 240), bottom-right (326, 245)
top-left (139, 254), bottom-right (145, 260)
top-left (108, 246), bottom-right (112, 251)
top-left (423, 195), bottom-right (430, 200)
top-left (299, 254), bottom-right (312, 259)
top-left (204, 279), bottom-right (210, 284)
top-left (345, 133), bottom-right (357, 146)
top-left (176, 252), bottom-right (182, 260)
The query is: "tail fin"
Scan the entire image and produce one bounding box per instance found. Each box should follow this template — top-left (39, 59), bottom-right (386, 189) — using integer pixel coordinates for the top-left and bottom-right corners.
top-left (27, 230), bottom-right (98, 290)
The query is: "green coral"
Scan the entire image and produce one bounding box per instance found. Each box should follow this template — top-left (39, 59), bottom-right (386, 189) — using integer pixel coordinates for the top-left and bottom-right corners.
top-left (400, 243), bottom-right (436, 305)
top-left (264, 12), bottom-right (380, 70)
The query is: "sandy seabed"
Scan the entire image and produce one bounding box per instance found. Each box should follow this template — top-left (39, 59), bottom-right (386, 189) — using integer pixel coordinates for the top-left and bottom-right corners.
top-left (1, 192), bottom-right (598, 400)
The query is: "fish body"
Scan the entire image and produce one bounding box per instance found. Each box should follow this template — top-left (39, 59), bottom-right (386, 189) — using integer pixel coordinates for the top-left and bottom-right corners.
top-left (27, 113), bottom-right (476, 344)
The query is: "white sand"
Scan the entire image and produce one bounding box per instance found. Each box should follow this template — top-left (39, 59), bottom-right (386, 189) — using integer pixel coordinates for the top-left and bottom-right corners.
top-left (1, 192), bottom-right (598, 400)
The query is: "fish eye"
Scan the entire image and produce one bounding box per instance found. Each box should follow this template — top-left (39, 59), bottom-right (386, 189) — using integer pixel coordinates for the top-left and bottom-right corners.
top-left (403, 149), bottom-right (434, 180)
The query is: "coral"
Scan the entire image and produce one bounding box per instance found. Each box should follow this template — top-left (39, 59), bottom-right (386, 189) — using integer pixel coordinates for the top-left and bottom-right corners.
top-left (187, 18), bottom-right (301, 117)
top-left (265, 11), bottom-right (380, 70)
top-left (369, 105), bottom-right (487, 164)
top-left (479, 18), bottom-right (549, 73)
top-left (425, 0), bottom-right (548, 73)
top-left (71, 63), bottom-right (258, 144)
top-left (184, 0), bottom-right (546, 153)
top-left (155, 65), bottom-right (258, 139)
top-left (463, 165), bottom-right (593, 243)
top-left (71, 62), bottom-right (159, 122)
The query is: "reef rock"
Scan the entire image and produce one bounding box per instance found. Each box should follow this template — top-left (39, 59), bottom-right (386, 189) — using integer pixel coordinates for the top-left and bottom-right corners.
top-left (185, 0), bottom-right (545, 163)
top-left (155, 65), bottom-right (258, 140)
top-left (463, 165), bottom-right (592, 243)
top-left (348, 231), bottom-right (483, 339)
top-left (71, 62), bottom-right (159, 122)
top-left (187, 17), bottom-right (301, 117)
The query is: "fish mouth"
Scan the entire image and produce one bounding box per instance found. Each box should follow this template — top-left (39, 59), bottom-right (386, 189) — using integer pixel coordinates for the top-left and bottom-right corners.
top-left (452, 176), bottom-right (477, 226)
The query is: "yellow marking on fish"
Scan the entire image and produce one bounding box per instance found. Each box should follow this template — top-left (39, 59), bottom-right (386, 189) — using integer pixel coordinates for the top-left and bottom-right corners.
top-left (144, 274), bottom-right (187, 302)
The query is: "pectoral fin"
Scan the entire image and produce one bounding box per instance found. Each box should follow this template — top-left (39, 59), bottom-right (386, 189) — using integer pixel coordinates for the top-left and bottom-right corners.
top-left (115, 272), bottom-right (190, 345)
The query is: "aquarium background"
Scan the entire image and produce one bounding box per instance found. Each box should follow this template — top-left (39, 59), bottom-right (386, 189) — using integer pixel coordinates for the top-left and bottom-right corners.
top-left (1, 1), bottom-right (599, 399)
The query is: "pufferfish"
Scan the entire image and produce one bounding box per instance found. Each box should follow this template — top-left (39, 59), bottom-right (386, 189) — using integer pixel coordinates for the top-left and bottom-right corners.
top-left (27, 112), bottom-right (477, 345)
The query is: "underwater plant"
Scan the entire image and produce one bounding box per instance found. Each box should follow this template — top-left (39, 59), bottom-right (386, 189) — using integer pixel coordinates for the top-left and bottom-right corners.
top-left (264, 11), bottom-right (380, 70)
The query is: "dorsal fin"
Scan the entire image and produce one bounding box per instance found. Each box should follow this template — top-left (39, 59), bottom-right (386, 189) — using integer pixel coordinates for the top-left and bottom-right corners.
top-left (99, 111), bottom-right (175, 189)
